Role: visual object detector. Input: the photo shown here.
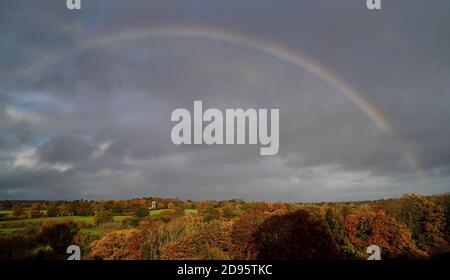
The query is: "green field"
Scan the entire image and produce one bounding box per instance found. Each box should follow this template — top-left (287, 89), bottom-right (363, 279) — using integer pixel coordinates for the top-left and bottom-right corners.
top-left (112, 215), bottom-right (132, 222)
top-left (184, 209), bottom-right (198, 214)
top-left (0, 209), bottom-right (196, 219)
top-left (0, 209), bottom-right (48, 221)
top-left (0, 210), bottom-right (46, 215)
top-left (0, 210), bottom-right (13, 219)
top-left (79, 227), bottom-right (106, 235)
top-left (0, 210), bottom-right (196, 234)
top-left (149, 209), bottom-right (170, 216)
top-left (0, 227), bottom-right (22, 234)
top-left (0, 215), bottom-right (133, 225)
top-left (148, 208), bottom-right (198, 216)
top-left (2, 216), bottom-right (93, 224)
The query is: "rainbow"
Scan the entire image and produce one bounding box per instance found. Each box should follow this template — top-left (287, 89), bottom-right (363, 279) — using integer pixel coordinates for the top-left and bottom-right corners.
top-left (0, 25), bottom-right (422, 176)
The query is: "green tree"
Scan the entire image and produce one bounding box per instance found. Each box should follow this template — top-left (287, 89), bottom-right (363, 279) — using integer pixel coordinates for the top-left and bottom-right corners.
top-left (77, 200), bottom-right (94, 216)
top-left (112, 204), bottom-right (124, 215)
top-left (94, 210), bottom-right (114, 225)
top-left (12, 204), bottom-right (24, 217)
top-left (203, 207), bottom-right (220, 223)
top-left (222, 206), bottom-right (237, 218)
top-left (31, 203), bottom-right (41, 211)
top-left (47, 206), bottom-right (60, 217)
top-left (378, 193), bottom-right (447, 254)
top-left (345, 208), bottom-right (427, 259)
top-left (134, 205), bottom-right (149, 218)
top-left (39, 222), bottom-right (79, 258)
top-left (324, 206), bottom-right (347, 246)
top-left (29, 209), bottom-right (41, 219)
top-left (157, 201), bottom-right (165, 209)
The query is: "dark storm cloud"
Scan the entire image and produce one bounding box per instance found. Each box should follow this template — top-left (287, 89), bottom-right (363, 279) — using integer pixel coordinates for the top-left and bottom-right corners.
top-left (37, 136), bottom-right (94, 163)
top-left (0, 0), bottom-right (449, 200)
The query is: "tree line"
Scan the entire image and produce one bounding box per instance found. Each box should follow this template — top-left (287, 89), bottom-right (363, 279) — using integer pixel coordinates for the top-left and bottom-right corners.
top-left (0, 193), bottom-right (449, 260)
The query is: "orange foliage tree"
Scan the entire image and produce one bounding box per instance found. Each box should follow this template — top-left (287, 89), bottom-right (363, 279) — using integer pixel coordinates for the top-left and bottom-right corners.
top-left (230, 210), bottom-right (271, 260)
top-left (376, 193), bottom-right (448, 254)
top-left (161, 219), bottom-right (233, 260)
top-left (90, 229), bottom-right (147, 260)
top-left (344, 208), bottom-right (427, 259)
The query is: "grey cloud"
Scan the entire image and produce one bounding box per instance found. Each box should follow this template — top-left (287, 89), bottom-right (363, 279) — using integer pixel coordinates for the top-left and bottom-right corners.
top-left (37, 135), bottom-right (94, 164)
top-left (0, 0), bottom-right (449, 200)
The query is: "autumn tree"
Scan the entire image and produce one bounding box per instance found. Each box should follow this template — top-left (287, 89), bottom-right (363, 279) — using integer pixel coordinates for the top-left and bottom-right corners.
top-left (111, 204), bottom-right (124, 215)
top-left (376, 193), bottom-right (448, 254)
top-left (31, 202), bottom-right (41, 211)
top-left (203, 207), bottom-right (220, 223)
top-left (323, 205), bottom-right (363, 258)
top-left (222, 205), bottom-right (238, 218)
top-left (12, 204), bottom-right (24, 217)
top-left (93, 210), bottom-right (114, 225)
top-left (133, 205), bottom-right (149, 218)
top-left (142, 216), bottom-right (197, 260)
top-left (184, 201), bottom-right (194, 209)
top-left (253, 209), bottom-right (341, 260)
top-left (344, 208), bottom-right (427, 259)
top-left (47, 206), bottom-right (60, 217)
top-left (90, 230), bottom-right (147, 260)
top-left (154, 207), bottom-right (185, 223)
top-left (59, 201), bottom-right (78, 216)
top-left (77, 200), bottom-right (94, 216)
top-left (161, 219), bottom-right (233, 260)
top-left (325, 206), bottom-right (346, 244)
top-left (29, 209), bottom-right (41, 218)
top-left (39, 222), bottom-right (79, 258)
top-left (157, 201), bottom-right (166, 209)
top-left (429, 195), bottom-right (450, 243)
top-left (0, 234), bottom-right (35, 260)
top-left (167, 202), bottom-right (175, 209)
top-left (230, 210), bottom-right (270, 260)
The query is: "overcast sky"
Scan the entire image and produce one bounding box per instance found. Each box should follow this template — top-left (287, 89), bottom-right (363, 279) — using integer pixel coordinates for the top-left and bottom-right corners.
top-left (0, 0), bottom-right (449, 201)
